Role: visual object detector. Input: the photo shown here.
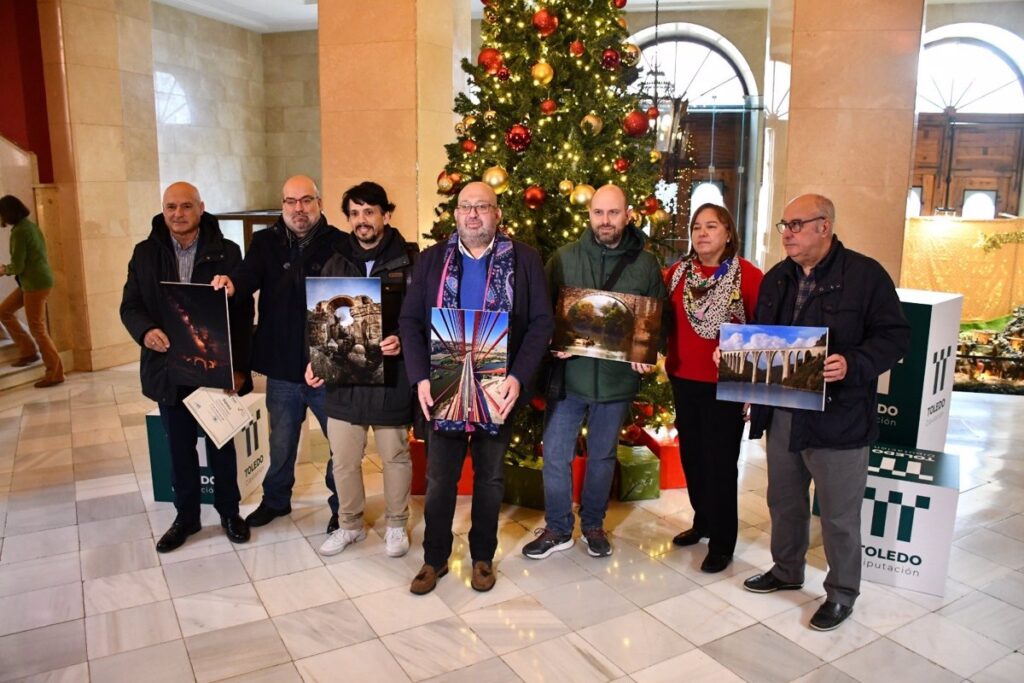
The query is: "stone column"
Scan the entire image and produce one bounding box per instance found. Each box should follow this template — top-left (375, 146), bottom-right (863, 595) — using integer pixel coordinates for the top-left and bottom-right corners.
top-left (318, 0), bottom-right (470, 245)
top-left (760, 0), bottom-right (924, 279)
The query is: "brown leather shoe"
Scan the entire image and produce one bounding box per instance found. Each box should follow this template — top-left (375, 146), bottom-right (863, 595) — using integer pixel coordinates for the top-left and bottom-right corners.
top-left (471, 560), bottom-right (496, 592)
top-left (12, 354), bottom-right (40, 367)
top-left (34, 377), bottom-right (65, 388)
top-left (410, 563), bottom-right (448, 595)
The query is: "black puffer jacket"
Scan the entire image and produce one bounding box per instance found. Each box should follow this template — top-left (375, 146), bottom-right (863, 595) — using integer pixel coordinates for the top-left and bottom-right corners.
top-left (231, 215), bottom-right (343, 382)
top-left (749, 238), bottom-right (910, 451)
top-left (120, 213), bottom-right (253, 405)
top-left (321, 227), bottom-right (419, 426)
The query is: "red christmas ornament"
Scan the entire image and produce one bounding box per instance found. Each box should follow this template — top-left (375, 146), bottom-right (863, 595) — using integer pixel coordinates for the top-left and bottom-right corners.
top-left (449, 172), bottom-right (462, 186)
top-left (622, 109), bottom-right (649, 137)
top-left (461, 139), bottom-right (477, 154)
top-left (531, 8), bottom-right (559, 38)
top-left (477, 47), bottom-right (504, 75)
top-left (524, 185), bottom-right (547, 210)
top-left (530, 396), bottom-right (547, 412)
top-left (613, 0), bottom-right (628, 8)
top-left (641, 195), bottom-right (659, 215)
top-left (646, 106), bottom-right (660, 119)
top-left (569, 40), bottom-right (585, 57)
top-left (601, 48), bottom-right (621, 70)
top-left (613, 157), bottom-right (630, 173)
top-left (504, 123), bottom-right (532, 153)
top-left (540, 98), bottom-right (558, 115)
top-left (496, 66), bottom-right (510, 81)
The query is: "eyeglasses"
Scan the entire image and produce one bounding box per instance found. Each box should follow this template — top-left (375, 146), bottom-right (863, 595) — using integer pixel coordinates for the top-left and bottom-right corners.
top-left (775, 216), bottom-right (825, 234)
top-left (456, 203), bottom-right (496, 214)
top-left (283, 195), bottom-right (318, 208)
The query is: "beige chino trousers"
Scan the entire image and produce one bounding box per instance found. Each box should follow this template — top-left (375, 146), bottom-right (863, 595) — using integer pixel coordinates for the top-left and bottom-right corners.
top-left (327, 418), bottom-right (412, 530)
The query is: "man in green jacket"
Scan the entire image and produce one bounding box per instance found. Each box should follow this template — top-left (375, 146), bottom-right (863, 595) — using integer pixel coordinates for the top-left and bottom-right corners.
top-left (523, 184), bottom-right (667, 559)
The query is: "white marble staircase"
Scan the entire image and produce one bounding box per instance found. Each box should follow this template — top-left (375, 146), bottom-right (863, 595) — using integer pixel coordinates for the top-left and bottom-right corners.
top-left (0, 339), bottom-right (46, 390)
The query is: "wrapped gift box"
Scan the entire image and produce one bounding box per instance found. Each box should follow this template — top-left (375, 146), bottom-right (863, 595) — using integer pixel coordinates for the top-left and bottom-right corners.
top-left (616, 444), bottom-right (661, 501)
top-left (635, 428), bottom-right (686, 489)
top-left (503, 457), bottom-right (545, 509)
top-left (409, 434), bottom-right (474, 495)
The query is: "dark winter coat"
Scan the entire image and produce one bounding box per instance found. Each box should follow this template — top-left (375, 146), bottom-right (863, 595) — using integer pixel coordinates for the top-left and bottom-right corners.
top-left (230, 215), bottom-right (343, 383)
top-left (322, 227), bottom-right (419, 426)
top-left (748, 238), bottom-right (911, 451)
top-left (120, 213), bottom-right (253, 405)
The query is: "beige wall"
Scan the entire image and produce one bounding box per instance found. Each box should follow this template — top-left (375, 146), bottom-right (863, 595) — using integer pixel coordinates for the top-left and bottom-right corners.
top-left (263, 31), bottom-right (320, 197)
top-left (152, 3), bottom-right (271, 212)
top-left (926, 1), bottom-right (1024, 37)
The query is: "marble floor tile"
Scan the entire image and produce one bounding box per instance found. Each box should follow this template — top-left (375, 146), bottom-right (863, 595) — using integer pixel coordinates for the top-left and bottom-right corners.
top-left (185, 619), bottom-right (291, 683)
top-left (74, 456), bottom-right (134, 481)
top-left (16, 434), bottom-right (72, 457)
top-left (73, 473), bottom-right (139, 502)
top-left (845, 581), bottom-right (929, 635)
top-left (460, 596), bottom-right (569, 655)
top-left (84, 599), bottom-right (181, 659)
top-left (578, 542), bottom-right (701, 608)
top-left (272, 599), bottom-right (376, 659)
top-left (987, 513), bottom-right (1024, 542)
top-left (173, 582), bottom-right (269, 637)
top-left (71, 427), bottom-right (126, 449)
top-left (13, 446), bottom-right (72, 470)
top-left (70, 405), bottom-right (122, 433)
top-left (0, 582), bottom-right (83, 636)
top-left (763, 603), bottom-right (881, 662)
top-left (77, 512), bottom-right (152, 550)
top-left (254, 565), bottom-right (346, 616)
top-left (0, 620), bottom-right (87, 681)
top-left (421, 656), bottom-right (521, 683)
top-left (80, 537), bottom-right (159, 580)
top-left (237, 537), bottom-right (323, 581)
top-left (162, 550), bottom-right (250, 597)
top-left (956, 526), bottom-right (1024, 569)
top-left (501, 632), bottom-right (624, 683)
top-left (887, 612), bottom-right (1010, 678)
top-left (432, 561), bottom-right (526, 615)
top-left (353, 584), bottom-right (455, 636)
top-left (702, 624), bottom-right (823, 683)
top-left (831, 637), bottom-right (960, 683)
top-left (83, 566), bottom-right (169, 616)
top-left (217, 663), bottom-right (303, 683)
top-left (631, 649), bottom-right (745, 683)
top-left (533, 577), bottom-right (638, 631)
top-left (577, 610), bottom-right (693, 674)
top-left (645, 588), bottom-right (756, 646)
top-left (791, 665), bottom-right (859, 683)
top-left (971, 651), bottom-right (1024, 683)
top-left (0, 551), bottom-right (80, 597)
top-left (13, 662), bottom-right (91, 683)
top-left (705, 572), bottom-right (821, 622)
top-left (71, 440), bottom-right (130, 465)
top-left (499, 552), bottom-right (593, 594)
top-left (243, 517), bottom-right (304, 547)
top-left (295, 638), bottom-right (411, 683)
top-left (979, 569), bottom-right (1024, 610)
top-left (9, 465), bottom-right (75, 492)
top-left (89, 639), bottom-right (194, 683)
top-left (0, 525), bottom-right (78, 564)
top-left (325, 551), bottom-right (412, 597)
top-left (656, 545), bottom-right (759, 587)
top-left (381, 615), bottom-right (496, 681)
top-left (157, 530), bottom-right (235, 566)
top-left (3, 500), bottom-right (77, 536)
top-left (936, 590), bottom-right (1024, 649)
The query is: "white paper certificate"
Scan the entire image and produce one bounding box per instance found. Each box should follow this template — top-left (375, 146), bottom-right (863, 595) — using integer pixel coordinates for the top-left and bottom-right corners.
top-left (183, 388), bottom-right (254, 449)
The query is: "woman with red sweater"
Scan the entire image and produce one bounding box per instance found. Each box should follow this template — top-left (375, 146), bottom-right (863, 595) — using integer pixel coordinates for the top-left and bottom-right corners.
top-left (664, 203), bottom-right (762, 573)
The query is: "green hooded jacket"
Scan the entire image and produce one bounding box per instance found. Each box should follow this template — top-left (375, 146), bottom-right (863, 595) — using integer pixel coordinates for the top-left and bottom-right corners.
top-left (545, 225), bottom-right (667, 402)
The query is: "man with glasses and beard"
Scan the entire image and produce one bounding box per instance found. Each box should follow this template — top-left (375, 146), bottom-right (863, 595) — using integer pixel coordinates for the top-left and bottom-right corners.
top-left (213, 175), bottom-right (343, 534)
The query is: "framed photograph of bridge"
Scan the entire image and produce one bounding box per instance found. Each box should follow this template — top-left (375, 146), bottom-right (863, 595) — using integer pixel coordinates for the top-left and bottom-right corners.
top-left (717, 323), bottom-right (829, 411)
top-left (551, 286), bottom-right (663, 365)
top-left (306, 277), bottom-right (384, 385)
top-left (159, 282), bottom-right (234, 390)
top-left (429, 308), bottom-right (509, 425)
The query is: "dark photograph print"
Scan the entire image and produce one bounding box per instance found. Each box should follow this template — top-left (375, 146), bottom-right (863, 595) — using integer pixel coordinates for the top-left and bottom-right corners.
top-left (159, 282), bottom-right (233, 390)
top-left (717, 323), bottom-right (829, 411)
top-left (306, 277), bottom-right (384, 385)
top-left (429, 308), bottom-right (509, 425)
top-left (552, 286), bottom-right (663, 365)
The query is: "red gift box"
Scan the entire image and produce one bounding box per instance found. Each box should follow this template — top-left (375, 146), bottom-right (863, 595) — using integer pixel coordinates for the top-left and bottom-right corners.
top-left (409, 434), bottom-right (474, 495)
top-left (636, 428), bottom-right (686, 489)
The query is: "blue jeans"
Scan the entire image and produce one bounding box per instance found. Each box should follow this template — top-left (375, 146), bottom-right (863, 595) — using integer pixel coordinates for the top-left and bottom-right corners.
top-left (262, 378), bottom-right (338, 513)
top-left (542, 392), bottom-right (630, 534)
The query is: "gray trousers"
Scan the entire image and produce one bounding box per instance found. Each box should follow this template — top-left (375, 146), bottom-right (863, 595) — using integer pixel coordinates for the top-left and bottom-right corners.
top-left (766, 409), bottom-right (869, 607)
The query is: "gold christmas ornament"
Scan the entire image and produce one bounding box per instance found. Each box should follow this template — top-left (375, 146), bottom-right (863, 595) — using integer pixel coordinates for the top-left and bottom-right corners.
top-left (483, 109), bottom-right (497, 122)
top-left (437, 175), bottom-right (454, 193)
top-left (617, 17), bottom-right (628, 29)
top-left (571, 183), bottom-right (596, 206)
top-left (650, 208), bottom-right (670, 228)
top-left (463, 115), bottom-right (477, 129)
top-left (558, 179), bottom-right (574, 195)
top-left (482, 165), bottom-right (510, 194)
top-left (649, 149), bottom-right (662, 164)
top-left (531, 61), bottom-right (555, 85)
top-left (454, 122), bottom-right (466, 136)
top-left (622, 43), bottom-right (641, 66)
top-left (438, 210), bottom-right (452, 222)
top-left (580, 113), bottom-right (604, 136)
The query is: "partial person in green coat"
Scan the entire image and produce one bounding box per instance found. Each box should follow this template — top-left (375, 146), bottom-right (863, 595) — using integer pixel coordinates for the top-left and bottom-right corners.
top-left (0, 195), bottom-right (64, 387)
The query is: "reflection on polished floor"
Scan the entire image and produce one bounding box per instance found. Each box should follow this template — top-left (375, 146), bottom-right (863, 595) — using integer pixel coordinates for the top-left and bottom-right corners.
top-left (0, 364), bottom-right (1022, 682)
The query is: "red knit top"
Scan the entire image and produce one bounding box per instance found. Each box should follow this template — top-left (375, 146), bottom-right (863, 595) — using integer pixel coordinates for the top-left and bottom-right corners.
top-left (664, 257), bottom-right (763, 383)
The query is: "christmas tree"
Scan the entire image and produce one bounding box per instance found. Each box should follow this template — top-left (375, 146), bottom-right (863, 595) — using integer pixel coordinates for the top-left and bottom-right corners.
top-left (431, 0), bottom-right (670, 258)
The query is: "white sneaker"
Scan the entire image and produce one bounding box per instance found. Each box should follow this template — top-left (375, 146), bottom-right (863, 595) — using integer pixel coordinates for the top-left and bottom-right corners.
top-left (384, 526), bottom-right (410, 558)
top-left (319, 527), bottom-right (367, 556)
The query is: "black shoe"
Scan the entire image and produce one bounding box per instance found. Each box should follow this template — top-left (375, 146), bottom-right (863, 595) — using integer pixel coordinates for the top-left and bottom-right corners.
top-left (581, 528), bottom-right (613, 557)
top-left (156, 519), bottom-right (201, 553)
top-left (245, 502), bottom-right (291, 527)
top-left (743, 572), bottom-right (803, 593)
top-left (700, 552), bottom-right (733, 573)
top-left (810, 601), bottom-right (853, 631)
top-left (672, 528), bottom-right (707, 547)
top-left (326, 514), bottom-right (339, 535)
top-left (221, 515), bottom-right (251, 543)
top-left (522, 528), bottom-right (574, 559)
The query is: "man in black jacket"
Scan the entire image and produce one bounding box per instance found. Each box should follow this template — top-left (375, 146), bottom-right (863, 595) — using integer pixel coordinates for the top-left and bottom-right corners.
top-left (305, 182), bottom-right (417, 559)
top-left (399, 181), bottom-right (554, 595)
top-left (218, 175), bottom-right (343, 533)
top-left (742, 194), bottom-right (910, 631)
top-left (120, 181), bottom-right (252, 552)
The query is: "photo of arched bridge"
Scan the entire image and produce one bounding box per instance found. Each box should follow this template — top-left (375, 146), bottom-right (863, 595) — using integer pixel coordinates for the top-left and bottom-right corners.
top-left (717, 323), bottom-right (829, 411)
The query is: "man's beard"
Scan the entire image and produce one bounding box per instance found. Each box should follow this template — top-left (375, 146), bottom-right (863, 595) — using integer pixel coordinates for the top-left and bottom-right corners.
top-left (354, 224), bottom-right (380, 245)
top-left (594, 224), bottom-right (621, 246)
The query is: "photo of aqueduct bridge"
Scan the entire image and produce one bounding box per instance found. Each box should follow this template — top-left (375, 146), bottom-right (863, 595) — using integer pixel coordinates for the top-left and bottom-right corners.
top-left (552, 286), bottom-right (663, 365)
top-left (717, 323), bottom-right (829, 411)
top-left (306, 277), bottom-right (384, 386)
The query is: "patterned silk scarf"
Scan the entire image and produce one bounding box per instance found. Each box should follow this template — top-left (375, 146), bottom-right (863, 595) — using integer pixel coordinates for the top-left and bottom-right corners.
top-left (669, 256), bottom-right (746, 339)
top-left (434, 232), bottom-right (516, 435)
